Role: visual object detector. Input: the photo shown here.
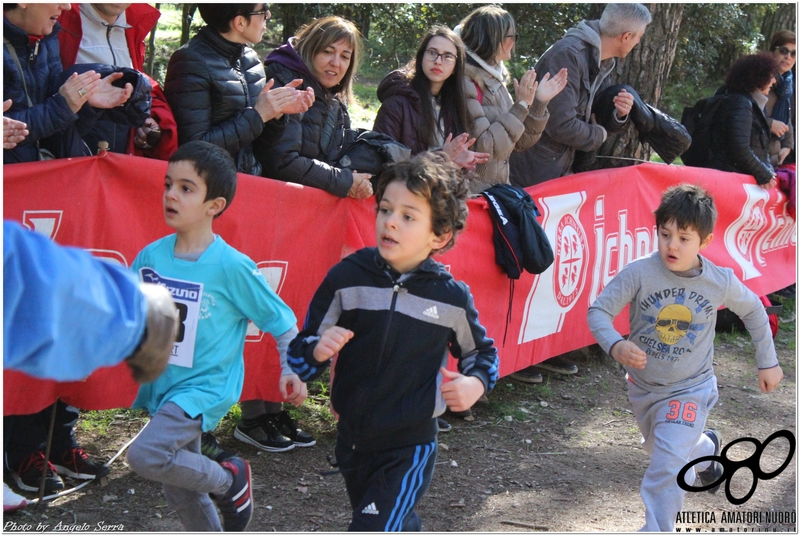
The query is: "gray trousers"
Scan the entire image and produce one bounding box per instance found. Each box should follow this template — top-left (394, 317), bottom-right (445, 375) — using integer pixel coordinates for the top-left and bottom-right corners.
top-left (628, 376), bottom-right (718, 532)
top-left (126, 402), bottom-right (232, 531)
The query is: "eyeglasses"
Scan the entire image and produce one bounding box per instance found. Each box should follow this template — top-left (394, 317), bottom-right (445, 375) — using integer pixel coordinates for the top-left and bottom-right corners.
top-left (249, 7), bottom-right (270, 17)
top-left (775, 46), bottom-right (796, 58)
top-left (656, 319), bottom-right (691, 331)
top-left (505, 34), bottom-right (519, 42)
top-left (424, 49), bottom-right (457, 65)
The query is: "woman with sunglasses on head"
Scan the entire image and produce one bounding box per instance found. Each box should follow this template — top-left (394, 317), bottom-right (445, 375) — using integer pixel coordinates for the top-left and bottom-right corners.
top-left (164, 4), bottom-right (313, 175)
top-left (456, 6), bottom-right (568, 193)
top-left (373, 26), bottom-right (489, 172)
top-left (766, 30), bottom-right (795, 166)
top-left (255, 16), bottom-right (373, 199)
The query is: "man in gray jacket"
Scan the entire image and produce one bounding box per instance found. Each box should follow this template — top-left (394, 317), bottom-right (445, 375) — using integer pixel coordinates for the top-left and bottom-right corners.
top-left (509, 4), bottom-right (651, 186)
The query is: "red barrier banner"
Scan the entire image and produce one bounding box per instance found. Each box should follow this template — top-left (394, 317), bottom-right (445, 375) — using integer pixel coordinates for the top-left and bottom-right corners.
top-left (4, 154), bottom-right (795, 415)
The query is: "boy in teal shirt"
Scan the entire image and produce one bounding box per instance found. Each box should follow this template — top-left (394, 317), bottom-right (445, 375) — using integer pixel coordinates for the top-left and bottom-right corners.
top-left (127, 141), bottom-right (299, 531)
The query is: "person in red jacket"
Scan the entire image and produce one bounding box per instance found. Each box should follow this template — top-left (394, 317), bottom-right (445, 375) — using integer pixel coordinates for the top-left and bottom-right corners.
top-left (58, 3), bottom-right (177, 159)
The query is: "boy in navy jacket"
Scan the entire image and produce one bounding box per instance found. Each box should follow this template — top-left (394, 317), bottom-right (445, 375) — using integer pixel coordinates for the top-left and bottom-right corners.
top-left (289, 152), bottom-right (499, 531)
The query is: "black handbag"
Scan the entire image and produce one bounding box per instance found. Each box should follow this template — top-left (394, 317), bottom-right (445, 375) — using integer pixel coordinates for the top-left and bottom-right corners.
top-left (336, 128), bottom-right (411, 175)
top-left (320, 100), bottom-right (410, 175)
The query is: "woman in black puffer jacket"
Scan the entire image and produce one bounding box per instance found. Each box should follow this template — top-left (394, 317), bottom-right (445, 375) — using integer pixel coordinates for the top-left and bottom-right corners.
top-left (255, 16), bottom-right (373, 199)
top-left (164, 4), bottom-right (312, 175)
top-left (708, 53), bottom-right (779, 187)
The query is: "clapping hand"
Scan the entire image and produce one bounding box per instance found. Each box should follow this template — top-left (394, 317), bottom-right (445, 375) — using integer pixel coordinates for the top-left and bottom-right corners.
top-left (89, 72), bottom-right (133, 109)
top-left (512, 69), bottom-right (538, 105)
top-left (442, 132), bottom-right (489, 171)
top-left (59, 71), bottom-right (101, 113)
top-left (533, 68), bottom-right (568, 104)
top-left (3, 100), bottom-right (28, 149)
top-left (256, 79), bottom-right (316, 122)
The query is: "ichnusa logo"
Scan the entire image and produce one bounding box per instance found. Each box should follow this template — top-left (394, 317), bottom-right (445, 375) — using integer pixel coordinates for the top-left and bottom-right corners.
top-left (677, 429), bottom-right (796, 505)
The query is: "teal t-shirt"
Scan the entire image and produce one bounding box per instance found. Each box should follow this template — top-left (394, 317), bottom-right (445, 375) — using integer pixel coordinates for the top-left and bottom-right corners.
top-left (131, 234), bottom-right (296, 431)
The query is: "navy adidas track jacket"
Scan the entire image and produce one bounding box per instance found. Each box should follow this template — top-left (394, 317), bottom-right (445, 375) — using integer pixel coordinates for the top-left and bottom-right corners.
top-left (288, 247), bottom-right (499, 452)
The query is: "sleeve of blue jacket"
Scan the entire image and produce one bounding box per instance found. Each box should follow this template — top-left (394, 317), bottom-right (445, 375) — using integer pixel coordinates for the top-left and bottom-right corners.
top-left (3, 221), bottom-right (147, 381)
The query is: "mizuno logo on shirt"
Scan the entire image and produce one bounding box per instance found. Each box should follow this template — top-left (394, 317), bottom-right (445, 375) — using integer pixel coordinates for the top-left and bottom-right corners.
top-left (423, 306), bottom-right (439, 319)
top-left (362, 502), bottom-right (379, 515)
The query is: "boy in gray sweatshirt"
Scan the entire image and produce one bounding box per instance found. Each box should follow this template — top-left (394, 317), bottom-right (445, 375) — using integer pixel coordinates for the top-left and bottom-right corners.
top-left (587, 184), bottom-right (783, 531)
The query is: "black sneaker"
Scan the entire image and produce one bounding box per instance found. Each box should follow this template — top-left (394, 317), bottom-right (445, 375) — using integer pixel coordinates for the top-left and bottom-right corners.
top-left (696, 428), bottom-right (723, 494)
top-left (234, 416), bottom-right (295, 452)
top-left (52, 447), bottom-right (109, 480)
top-left (201, 432), bottom-right (235, 463)
top-left (531, 356), bottom-right (578, 375)
top-left (267, 411), bottom-right (316, 448)
top-left (13, 451), bottom-right (65, 493)
top-left (509, 366), bottom-right (544, 384)
top-left (215, 456), bottom-right (253, 531)
top-left (437, 418), bottom-right (452, 432)
top-left (447, 408), bottom-right (473, 419)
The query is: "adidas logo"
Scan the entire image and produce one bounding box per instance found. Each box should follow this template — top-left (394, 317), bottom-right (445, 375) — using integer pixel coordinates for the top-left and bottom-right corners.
top-left (362, 502), bottom-right (379, 515)
top-left (423, 306), bottom-right (439, 319)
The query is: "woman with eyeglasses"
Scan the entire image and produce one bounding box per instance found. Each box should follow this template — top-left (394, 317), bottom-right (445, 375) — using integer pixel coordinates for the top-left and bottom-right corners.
top-left (372, 26), bottom-right (489, 172)
top-left (456, 5), bottom-right (568, 193)
top-left (255, 16), bottom-right (374, 199)
top-left (164, 4), bottom-right (313, 175)
top-left (766, 30), bottom-right (795, 167)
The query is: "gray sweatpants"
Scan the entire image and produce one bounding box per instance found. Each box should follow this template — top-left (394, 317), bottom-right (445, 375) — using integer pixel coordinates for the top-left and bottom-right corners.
top-left (126, 402), bottom-right (232, 531)
top-left (628, 376), bottom-right (718, 532)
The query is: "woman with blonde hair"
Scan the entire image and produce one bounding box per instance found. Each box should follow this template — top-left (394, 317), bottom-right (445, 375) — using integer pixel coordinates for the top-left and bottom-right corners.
top-left (457, 5), bottom-right (568, 193)
top-left (255, 16), bottom-right (374, 199)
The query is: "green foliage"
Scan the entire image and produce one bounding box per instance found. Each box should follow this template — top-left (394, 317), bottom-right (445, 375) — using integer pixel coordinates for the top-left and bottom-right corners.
top-left (145, 4), bottom-right (795, 139)
top-left (661, 3), bottom-right (795, 117)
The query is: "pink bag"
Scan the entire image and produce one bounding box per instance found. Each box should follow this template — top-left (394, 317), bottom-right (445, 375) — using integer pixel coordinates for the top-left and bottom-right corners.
top-left (776, 164), bottom-right (795, 220)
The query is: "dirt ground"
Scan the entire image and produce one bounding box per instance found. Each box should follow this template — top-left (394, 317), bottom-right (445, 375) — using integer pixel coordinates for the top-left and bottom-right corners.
top-left (4, 313), bottom-right (796, 533)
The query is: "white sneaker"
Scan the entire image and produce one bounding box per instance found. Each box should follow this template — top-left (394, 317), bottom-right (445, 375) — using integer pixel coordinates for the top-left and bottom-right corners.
top-left (3, 482), bottom-right (27, 512)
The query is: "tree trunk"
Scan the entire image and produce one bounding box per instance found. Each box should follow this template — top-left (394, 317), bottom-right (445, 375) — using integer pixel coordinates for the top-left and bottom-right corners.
top-left (760, 4), bottom-right (797, 49)
top-left (145, 3), bottom-right (160, 77)
top-left (180, 4), bottom-right (197, 46)
top-left (279, 4), bottom-right (325, 43)
top-left (593, 3), bottom-right (684, 169)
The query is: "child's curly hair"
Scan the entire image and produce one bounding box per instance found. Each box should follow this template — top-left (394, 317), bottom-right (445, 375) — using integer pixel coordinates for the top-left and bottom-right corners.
top-left (374, 152), bottom-right (469, 255)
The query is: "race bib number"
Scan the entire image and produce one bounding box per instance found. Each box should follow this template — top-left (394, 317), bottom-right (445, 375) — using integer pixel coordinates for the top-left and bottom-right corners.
top-left (140, 268), bottom-right (202, 368)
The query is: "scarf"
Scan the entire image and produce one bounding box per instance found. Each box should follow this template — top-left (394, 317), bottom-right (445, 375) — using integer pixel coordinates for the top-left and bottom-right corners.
top-left (772, 70), bottom-right (794, 125)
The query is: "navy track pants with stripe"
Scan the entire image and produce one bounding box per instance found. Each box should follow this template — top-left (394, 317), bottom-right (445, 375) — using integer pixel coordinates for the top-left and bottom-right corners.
top-left (336, 439), bottom-right (437, 531)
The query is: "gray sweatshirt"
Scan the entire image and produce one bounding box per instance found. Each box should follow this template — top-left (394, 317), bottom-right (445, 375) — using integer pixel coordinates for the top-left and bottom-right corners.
top-left (587, 252), bottom-right (778, 393)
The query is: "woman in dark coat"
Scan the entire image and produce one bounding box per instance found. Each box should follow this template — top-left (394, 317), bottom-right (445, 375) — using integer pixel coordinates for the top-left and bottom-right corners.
top-left (710, 53), bottom-right (779, 187)
top-left (372, 26), bottom-right (487, 171)
top-left (255, 16), bottom-right (373, 199)
top-left (3, 3), bottom-right (132, 163)
top-left (765, 30), bottom-right (795, 166)
top-left (163, 4), bottom-right (313, 175)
